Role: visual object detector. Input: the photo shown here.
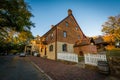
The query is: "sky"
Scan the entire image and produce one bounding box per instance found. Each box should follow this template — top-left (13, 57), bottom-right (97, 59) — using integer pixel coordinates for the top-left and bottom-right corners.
top-left (26, 0), bottom-right (120, 37)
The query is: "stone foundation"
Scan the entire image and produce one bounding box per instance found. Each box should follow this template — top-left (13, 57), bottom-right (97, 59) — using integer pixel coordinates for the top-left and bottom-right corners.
top-left (108, 56), bottom-right (120, 78)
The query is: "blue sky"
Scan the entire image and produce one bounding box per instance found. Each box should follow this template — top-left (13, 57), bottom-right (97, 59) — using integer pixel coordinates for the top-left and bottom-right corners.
top-left (26, 0), bottom-right (120, 37)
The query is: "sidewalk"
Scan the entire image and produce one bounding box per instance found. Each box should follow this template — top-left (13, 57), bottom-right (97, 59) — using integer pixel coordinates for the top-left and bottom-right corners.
top-left (28, 56), bottom-right (112, 80)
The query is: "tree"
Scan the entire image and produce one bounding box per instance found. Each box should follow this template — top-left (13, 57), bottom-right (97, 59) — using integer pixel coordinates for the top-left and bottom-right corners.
top-left (0, 0), bottom-right (35, 53)
top-left (17, 30), bottom-right (34, 44)
top-left (103, 34), bottom-right (115, 43)
top-left (0, 0), bottom-right (34, 31)
top-left (102, 15), bottom-right (120, 40)
top-left (0, 29), bottom-right (34, 53)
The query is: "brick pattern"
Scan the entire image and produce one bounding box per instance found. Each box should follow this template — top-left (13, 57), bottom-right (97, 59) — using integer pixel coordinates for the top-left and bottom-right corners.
top-left (57, 15), bottom-right (84, 44)
top-left (43, 14), bottom-right (87, 45)
top-left (29, 56), bottom-right (107, 80)
top-left (44, 29), bottom-right (56, 44)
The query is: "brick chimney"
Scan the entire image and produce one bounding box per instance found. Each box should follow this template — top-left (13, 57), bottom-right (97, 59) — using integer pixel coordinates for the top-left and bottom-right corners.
top-left (68, 9), bottom-right (72, 15)
top-left (51, 25), bottom-right (54, 28)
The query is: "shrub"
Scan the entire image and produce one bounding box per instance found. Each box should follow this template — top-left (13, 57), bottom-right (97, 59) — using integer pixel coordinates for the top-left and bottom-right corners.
top-left (78, 56), bottom-right (84, 62)
top-left (9, 50), bottom-right (18, 55)
top-left (106, 48), bottom-right (120, 57)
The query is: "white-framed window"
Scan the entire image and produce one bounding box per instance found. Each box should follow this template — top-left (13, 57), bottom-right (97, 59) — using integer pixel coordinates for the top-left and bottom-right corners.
top-left (62, 44), bottom-right (67, 51)
top-left (63, 31), bottom-right (67, 38)
top-left (66, 22), bottom-right (68, 27)
top-left (50, 33), bottom-right (54, 40)
top-left (49, 45), bottom-right (53, 51)
top-left (46, 37), bottom-right (48, 41)
top-left (78, 35), bottom-right (80, 40)
top-left (76, 26), bottom-right (78, 30)
top-left (51, 33), bottom-right (53, 37)
top-left (41, 48), bottom-right (43, 52)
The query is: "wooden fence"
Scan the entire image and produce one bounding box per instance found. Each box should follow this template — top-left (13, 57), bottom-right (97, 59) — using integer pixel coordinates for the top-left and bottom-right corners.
top-left (57, 53), bottom-right (78, 63)
top-left (84, 53), bottom-right (107, 66)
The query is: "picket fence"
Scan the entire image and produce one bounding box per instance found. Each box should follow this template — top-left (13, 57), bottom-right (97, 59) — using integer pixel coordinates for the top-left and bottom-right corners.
top-left (57, 53), bottom-right (78, 63)
top-left (84, 53), bottom-right (107, 66)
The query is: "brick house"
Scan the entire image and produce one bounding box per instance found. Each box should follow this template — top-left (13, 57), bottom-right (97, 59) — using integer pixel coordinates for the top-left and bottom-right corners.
top-left (30, 9), bottom-right (97, 60)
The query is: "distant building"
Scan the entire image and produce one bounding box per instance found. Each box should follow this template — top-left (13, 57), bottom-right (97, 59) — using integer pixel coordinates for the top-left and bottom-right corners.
top-left (90, 35), bottom-right (120, 51)
top-left (90, 36), bottom-right (107, 52)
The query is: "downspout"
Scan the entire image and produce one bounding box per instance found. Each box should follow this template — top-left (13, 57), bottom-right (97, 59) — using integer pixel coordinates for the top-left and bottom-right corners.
top-left (55, 27), bottom-right (57, 60)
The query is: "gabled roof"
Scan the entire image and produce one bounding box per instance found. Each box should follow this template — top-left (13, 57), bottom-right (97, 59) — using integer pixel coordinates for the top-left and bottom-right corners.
top-left (42, 9), bottom-right (87, 38)
top-left (91, 36), bottom-right (108, 45)
top-left (94, 36), bottom-right (104, 44)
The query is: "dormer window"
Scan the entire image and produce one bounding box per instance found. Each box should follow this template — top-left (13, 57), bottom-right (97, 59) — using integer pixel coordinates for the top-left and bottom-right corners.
top-left (66, 22), bottom-right (68, 27)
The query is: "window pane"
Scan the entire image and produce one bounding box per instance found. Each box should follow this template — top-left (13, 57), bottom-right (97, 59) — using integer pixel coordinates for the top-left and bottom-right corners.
top-left (78, 35), bottom-right (80, 40)
top-left (63, 31), bottom-right (67, 37)
top-left (49, 45), bottom-right (53, 51)
top-left (41, 48), bottom-right (43, 52)
top-left (66, 22), bottom-right (68, 27)
top-left (50, 33), bottom-right (54, 40)
top-left (46, 37), bottom-right (48, 41)
top-left (76, 26), bottom-right (78, 30)
top-left (62, 44), bottom-right (67, 51)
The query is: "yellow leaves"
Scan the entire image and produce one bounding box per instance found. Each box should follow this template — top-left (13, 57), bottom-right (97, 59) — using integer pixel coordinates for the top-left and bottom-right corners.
top-left (3, 30), bottom-right (32, 44)
top-left (109, 16), bottom-right (116, 21)
top-left (102, 15), bottom-right (120, 40)
top-left (103, 34), bottom-right (115, 42)
top-left (30, 40), bottom-right (36, 44)
top-left (105, 45), bottom-right (115, 50)
top-left (18, 31), bottom-right (28, 42)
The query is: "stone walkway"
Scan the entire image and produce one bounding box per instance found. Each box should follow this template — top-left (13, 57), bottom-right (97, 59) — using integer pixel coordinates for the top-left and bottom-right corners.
top-left (28, 56), bottom-right (110, 80)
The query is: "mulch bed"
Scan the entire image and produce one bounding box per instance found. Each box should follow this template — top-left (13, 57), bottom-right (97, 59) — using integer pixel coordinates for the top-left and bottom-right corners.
top-left (29, 56), bottom-right (107, 80)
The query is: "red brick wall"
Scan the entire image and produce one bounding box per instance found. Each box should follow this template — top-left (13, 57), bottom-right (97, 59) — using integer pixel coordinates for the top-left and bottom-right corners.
top-left (74, 45), bottom-right (97, 55)
top-left (57, 15), bottom-right (85, 44)
top-left (81, 45), bottom-right (97, 53)
top-left (43, 15), bottom-right (88, 45)
top-left (44, 29), bottom-right (56, 44)
top-left (74, 47), bottom-right (80, 55)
